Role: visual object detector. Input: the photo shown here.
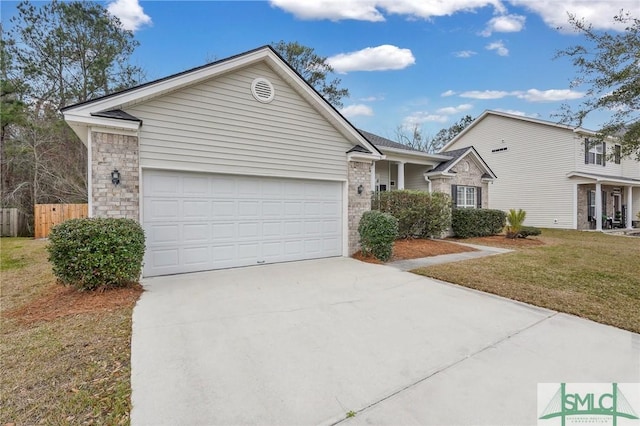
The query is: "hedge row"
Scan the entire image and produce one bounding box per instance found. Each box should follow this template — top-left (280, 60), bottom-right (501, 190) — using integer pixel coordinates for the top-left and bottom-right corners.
top-left (451, 208), bottom-right (506, 238)
top-left (372, 190), bottom-right (451, 238)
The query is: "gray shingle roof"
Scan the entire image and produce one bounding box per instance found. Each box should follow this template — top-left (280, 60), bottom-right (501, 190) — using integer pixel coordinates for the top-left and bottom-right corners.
top-left (429, 147), bottom-right (468, 172)
top-left (358, 129), bottom-right (422, 152)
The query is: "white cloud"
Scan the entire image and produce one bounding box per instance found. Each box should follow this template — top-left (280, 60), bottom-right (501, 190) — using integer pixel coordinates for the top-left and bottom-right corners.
top-left (270, 0), bottom-right (505, 21)
top-left (494, 108), bottom-right (529, 117)
top-left (460, 90), bottom-right (510, 99)
top-left (481, 14), bottom-right (525, 36)
top-left (327, 45), bottom-right (415, 73)
top-left (441, 90), bottom-right (457, 97)
top-left (341, 104), bottom-right (374, 117)
top-left (436, 104), bottom-right (473, 115)
top-left (269, 0), bottom-right (384, 21)
top-left (508, 0), bottom-right (632, 32)
top-left (454, 50), bottom-right (477, 58)
top-left (107, 0), bottom-right (152, 31)
top-left (486, 40), bottom-right (509, 56)
top-left (359, 95), bottom-right (385, 102)
top-left (515, 89), bottom-right (584, 102)
top-left (403, 112), bottom-right (449, 127)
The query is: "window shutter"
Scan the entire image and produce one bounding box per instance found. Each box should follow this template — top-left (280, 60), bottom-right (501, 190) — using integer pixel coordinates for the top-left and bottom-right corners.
top-left (451, 184), bottom-right (458, 207)
top-left (602, 142), bottom-right (606, 166)
top-left (587, 190), bottom-right (593, 220)
top-left (584, 138), bottom-right (589, 164)
top-left (476, 186), bottom-right (482, 208)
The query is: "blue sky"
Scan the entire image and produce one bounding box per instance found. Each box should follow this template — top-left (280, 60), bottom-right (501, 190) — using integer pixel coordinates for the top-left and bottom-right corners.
top-left (2, 0), bottom-right (635, 139)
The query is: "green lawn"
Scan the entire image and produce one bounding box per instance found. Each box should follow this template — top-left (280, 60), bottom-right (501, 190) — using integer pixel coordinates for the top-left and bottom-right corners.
top-left (415, 229), bottom-right (640, 333)
top-left (0, 238), bottom-right (138, 425)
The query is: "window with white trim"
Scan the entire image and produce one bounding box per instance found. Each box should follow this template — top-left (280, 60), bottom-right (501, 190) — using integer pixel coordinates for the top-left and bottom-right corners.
top-left (585, 138), bottom-right (606, 166)
top-left (457, 186), bottom-right (477, 208)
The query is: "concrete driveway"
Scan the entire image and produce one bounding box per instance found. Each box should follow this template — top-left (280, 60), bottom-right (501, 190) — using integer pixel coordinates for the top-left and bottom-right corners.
top-left (131, 257), bottom-right (640, 425)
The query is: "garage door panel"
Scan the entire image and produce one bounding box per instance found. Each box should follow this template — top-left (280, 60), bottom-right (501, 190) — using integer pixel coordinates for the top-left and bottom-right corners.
top-left (183, 223), bottom-right (210, 243)
top-left (143, 171), bottom-right (343, 276)
top-left (183, 200), bottom-right (211, 220)
top-left (238, 201), bottom-right (259, 217)
top-left (212, 201), bottom-right (235, 216)
top-left (212, 223), bottom-right (235, 239)
top-left (182, 176), bottom-right (209, 195)
top-left (145, 200), bottom-right (179, 221)
top-left (262, 201), bottom-right (282, 216)
top-left (183, 246), bottom-right (210, 265)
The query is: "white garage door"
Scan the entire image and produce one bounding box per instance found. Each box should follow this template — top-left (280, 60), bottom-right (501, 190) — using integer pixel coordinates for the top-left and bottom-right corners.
top-left (142, 170), bottom-right (343, 277)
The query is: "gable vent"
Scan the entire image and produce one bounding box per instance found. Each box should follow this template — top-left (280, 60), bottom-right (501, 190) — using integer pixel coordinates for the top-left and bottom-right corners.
top-left (251, 78), bottom-right (275, 103)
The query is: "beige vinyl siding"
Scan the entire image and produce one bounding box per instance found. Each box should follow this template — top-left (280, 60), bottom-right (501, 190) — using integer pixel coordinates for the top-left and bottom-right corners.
top-left (622, 157), bottom-right (640, 179)
top-left (127, 62), bottom-right (350, 180)
top-left (574, 137), bottom-right (625, 176)
top-left (404, 164), bottom-right (430, 191)
top-left (447, 114), bottom-right (575, 228)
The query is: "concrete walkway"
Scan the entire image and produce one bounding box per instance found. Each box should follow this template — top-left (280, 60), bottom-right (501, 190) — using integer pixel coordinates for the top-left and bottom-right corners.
top-left (386, 242), bottom-right (513, 271)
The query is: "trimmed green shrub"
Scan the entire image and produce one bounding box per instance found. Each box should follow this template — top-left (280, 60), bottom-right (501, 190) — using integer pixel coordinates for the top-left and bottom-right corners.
top-left (519, 226), bottom-right (542, 238)
top-left (358, 210), bottom-right (398, 261)
top-left (48, 218), bottom-right (145, 290)
top-left (372, 190), bottom-right (451, 238)
top-left (452, 208), bottom-right (506, 238)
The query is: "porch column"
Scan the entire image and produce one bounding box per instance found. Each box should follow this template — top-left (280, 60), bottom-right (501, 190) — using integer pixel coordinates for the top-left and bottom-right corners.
top-left (595, 181), bottom-right (602, 231)
top-left (370, 162), bottom-right (376, 193)
top-left (627, 186), bottom-right (634, 229)
top-left (397, 161), bottom-right (405, 190)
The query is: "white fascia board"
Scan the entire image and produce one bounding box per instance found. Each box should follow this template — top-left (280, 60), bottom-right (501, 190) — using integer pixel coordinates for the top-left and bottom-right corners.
top-left (425, 171), bottom-right (456, 178)
top-left (63, 50), bottom-right (271, 116)
top-left (65, 113), bottom-right (141, 131)
top-left (566, 172), bottom-right (640, 186)
top-left (381, 146), bottom-right (450, 161)
top-left (347, 152), bottom-right (383, 162)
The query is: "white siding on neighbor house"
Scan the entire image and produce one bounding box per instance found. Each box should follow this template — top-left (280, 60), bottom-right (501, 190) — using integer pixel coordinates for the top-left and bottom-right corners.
top-left (622, 157), bottom-right (640, 179)
top-left (574, 137), bottom-right (625, 176)
top-left (126, 62), bottom-right (350, 181)
top-left (634, 188), bottom-right (640, 222)
top-left (447, 114), bottom-right (575, 228)
top-left (404, 164), bottom-right (430, 191)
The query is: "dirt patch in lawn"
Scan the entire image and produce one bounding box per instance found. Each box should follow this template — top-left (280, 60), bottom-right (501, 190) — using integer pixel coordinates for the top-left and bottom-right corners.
top-left (353, 238), bottom-right (477, 264)
top-left (447, 235), bottom-right (545, 249)
top-left (4, 283), bottom-right (143, 326)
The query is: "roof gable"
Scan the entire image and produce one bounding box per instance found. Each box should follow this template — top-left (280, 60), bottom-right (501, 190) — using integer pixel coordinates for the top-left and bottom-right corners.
top-left (429, 146), bottom-right (497, 179)
top-left (439, 109), bottom-right (597, 152)
top-left (62, 45), bottom-right (382, 157)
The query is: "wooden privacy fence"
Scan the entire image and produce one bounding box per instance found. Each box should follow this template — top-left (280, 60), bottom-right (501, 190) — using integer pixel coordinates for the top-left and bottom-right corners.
top-left (34, 204), bottom-right (88, 239)
top-left (1, 208), bottom-right (29, 237)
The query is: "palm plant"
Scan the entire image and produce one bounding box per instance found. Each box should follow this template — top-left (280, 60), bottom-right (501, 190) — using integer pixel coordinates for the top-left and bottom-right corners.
top-left (506, 209), bottom-right (526, 239)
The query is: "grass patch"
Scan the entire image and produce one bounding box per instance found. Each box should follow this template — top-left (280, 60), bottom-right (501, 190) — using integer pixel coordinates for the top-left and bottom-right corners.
top-left (414, 229), bottom-right (640, 333)
top-left (0, 237), bottom-right (141, 425)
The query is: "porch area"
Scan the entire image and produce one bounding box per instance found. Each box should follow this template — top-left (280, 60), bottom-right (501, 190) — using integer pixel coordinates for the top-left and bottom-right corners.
top-left (576, 180), bottom-right (639, 231)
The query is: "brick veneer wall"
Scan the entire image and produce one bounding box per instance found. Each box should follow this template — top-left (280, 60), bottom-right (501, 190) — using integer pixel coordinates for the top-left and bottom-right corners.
top-left (348, 161), bottom-right (372, 254)
top-left (91, 131), bottom-right (140, 220)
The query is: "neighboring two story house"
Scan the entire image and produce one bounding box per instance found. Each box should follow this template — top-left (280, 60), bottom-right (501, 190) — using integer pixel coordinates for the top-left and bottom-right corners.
top-left (441, 110), bottom-right (640, 230)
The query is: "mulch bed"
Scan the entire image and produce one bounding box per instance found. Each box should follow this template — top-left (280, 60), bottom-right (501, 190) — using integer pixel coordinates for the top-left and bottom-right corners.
top-left (353, 238), bottom-right (477, 264)
top-left (4, 283), bottom-right (143, 325)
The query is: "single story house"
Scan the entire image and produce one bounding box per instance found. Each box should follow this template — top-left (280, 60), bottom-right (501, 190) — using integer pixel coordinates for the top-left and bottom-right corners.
top-left (62, 46), bottom-right (495, 277)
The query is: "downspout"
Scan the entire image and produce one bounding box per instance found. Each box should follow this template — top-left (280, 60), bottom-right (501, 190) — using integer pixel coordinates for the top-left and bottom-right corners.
top-left (424, 174), bottom-right (432, 193)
